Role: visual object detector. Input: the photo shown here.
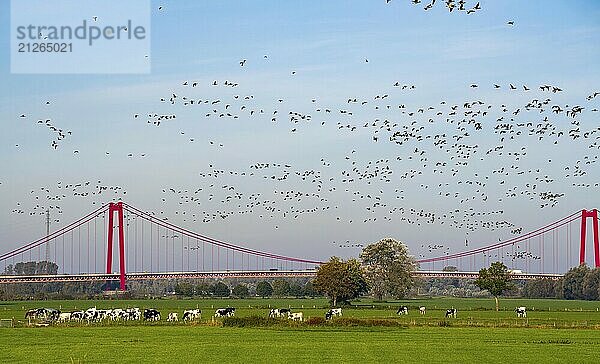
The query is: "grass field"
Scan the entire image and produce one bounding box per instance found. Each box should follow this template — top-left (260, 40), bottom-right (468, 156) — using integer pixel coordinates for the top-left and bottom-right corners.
top-left (1, 297), bottom-right (600, 363)
top-left (1, 325), bottom-right (599, 363)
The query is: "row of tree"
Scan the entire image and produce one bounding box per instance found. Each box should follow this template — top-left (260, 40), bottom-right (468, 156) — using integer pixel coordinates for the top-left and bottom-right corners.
top-left (3, 261), bottom-right (58, 275)
top-left (173, 280), bottom-right (318, 298)
top-left (523, 265), bottom-right (600, 301)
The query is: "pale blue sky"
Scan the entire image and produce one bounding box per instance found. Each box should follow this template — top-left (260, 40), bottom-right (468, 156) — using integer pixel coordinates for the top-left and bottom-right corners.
top-left (1, 0), bottom-right (600, 273)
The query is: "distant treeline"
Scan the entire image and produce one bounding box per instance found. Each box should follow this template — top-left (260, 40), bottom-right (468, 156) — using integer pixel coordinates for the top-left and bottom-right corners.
top-left (523, 265), bottom-right (600, 301)
top-left (3, 261), bottom-right (58, 275)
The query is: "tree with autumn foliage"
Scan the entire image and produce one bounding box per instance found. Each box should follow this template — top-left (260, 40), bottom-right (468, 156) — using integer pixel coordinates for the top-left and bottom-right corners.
top-left (313, 257), bottom-right (368, 306)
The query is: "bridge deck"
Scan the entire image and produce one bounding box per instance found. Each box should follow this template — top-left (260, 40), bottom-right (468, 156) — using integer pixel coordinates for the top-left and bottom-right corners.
top-left (0, 270), bottom-right (563, 284)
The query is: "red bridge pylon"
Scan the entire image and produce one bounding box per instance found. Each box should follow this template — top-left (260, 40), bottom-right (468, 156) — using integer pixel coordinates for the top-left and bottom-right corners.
top-left (580, 209), bottom-right (600, 268)
top-left (106, 202), bottom-right (126, 290)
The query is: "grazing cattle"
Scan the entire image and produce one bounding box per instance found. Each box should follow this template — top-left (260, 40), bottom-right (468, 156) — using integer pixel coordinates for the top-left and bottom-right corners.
top-left (419, 306), bottom-right (426, 315)
top-left (84, 307), bottom-right (97, 322)
top-left (27, 307), bottom-right (157, 323)
top-left (26, 308), bottom-right (60, 321)
top-left (278, 308), bottom-right (291, 317)
top-left (445, 308), bottom-right (457, 318)
top-left (325, 308), bottom-right (342, 319)
top-left (125, 308), bottom-right (141, 321)
top-left (94, 310), bottom-right (110, 322)
top-left (268, 308), bottom-right (280, 318)
top-left (183, 309), bottom-right (201, 321)
top-left (48, 308), bottom-right (61, 321)
top-left (396, 306), bottom-right (409, 315)
top-left (34, 308), bottom-right (60, 321)
top-left (269, 308), bottom-right (291, 318)
top-left (143, 309), bottom-right (161, 321)
top-left (515, 307), bottom-right (527, 318)
top-left (167, 312), bottom-right (179, 322)
top-left (70, 311), bottom-right (85, 322)
top-left (329, 308), bottom-right (342, 317)
top-left (110, 309), bottom-right (125, 321)
top-left (289, 312), bottom-right (303, 322)
top-left (214, 307), bottom-right (235, 317)
top-left (58, 312), bottom-right (71, 322)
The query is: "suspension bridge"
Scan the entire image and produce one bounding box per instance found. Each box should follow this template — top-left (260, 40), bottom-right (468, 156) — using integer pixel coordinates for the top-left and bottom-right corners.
top-left (0, 202), bottom-right (598, 290)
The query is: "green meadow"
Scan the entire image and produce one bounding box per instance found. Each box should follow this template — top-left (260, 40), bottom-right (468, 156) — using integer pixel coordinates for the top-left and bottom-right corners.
top-left (1, 298), bottom-right (600, 363)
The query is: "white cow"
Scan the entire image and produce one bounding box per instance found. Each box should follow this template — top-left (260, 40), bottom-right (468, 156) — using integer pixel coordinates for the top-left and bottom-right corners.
top-left (183, 309), bottom-right (201, 321)
top-left (289, 312), bottom-right (303, 321)
top-left (419, 306), bottom-right (426, 315)
top-left (289, 312), bottom-right (303, 322)
top-left (58, 312), bottom-right (71, 322)
top-left (515, 307), bottom-right (527, 318)
top-left (167, 312), bottom-right (179, 322)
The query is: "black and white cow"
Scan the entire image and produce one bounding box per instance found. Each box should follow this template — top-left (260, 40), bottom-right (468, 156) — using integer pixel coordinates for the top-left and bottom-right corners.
top-left (288, 312), bottom-right (303, 321)
top-left (34, 308), bottom-right (46, 319)
top-left (41, 308), bottom-right (61, 321)
top-left (445, 308), bottom-right (457, 318)
top-left (167, 312), bottom-right (179, 322)
top-left (143, 308), bottom-right (161, 321)
top-left (268, 308), bottom-right (280, 318)
top-left (330, 308), bottom-right (342, 316)
top-left (214, 307), bottom-right (235, 317)
top-left (110, 309), bottom-right (125, 321)
top-left (183, 309), bottom-right (201, 321)
top-left (70, 311), bottom-right (85, 322)
top-left (419, 306), bottom-right (426, 315)
top-left (49, 308), bottom-right (61, 321)
top-left (125, 308), bottom-right (141, 321)
top-left (325, 308), bottom-right (342, 320)
top-left (25, 308), bottom-right (60, 321)
top-left (94, 310), bottom-right (110, 322)
top-left (269, 308), bottom-right (291, 318)
top-left (515, 306), bottom-right (527, 318)
top-left (278, 308), bottom-right (291, 317)
top-left (396, 306), bottom-right (409, 315)
top-left (84, 307), bottom-right (97, 322)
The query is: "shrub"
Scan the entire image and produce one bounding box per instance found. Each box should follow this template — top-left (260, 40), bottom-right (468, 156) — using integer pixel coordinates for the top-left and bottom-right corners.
top-left (222, 316), bottom-right (281, 328)
top-left (305, 317), bottom-right (326, 325)
top-left (334, 318), bottom-right (401, 327)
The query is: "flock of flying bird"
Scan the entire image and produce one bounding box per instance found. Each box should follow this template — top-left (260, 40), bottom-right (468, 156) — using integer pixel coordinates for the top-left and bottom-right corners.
top-left (388, 0), bottom-right (483, 16)
top-left (9, 77), bottom-right (599, 264)
top-left (3, 2), bottom-right (599, 268)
